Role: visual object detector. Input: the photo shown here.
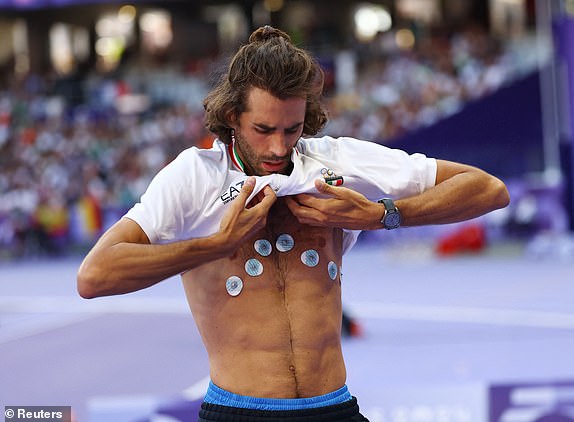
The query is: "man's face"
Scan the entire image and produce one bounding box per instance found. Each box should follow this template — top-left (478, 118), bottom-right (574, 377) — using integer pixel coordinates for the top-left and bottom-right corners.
top-left (232, 87), bottom-right (306, 176)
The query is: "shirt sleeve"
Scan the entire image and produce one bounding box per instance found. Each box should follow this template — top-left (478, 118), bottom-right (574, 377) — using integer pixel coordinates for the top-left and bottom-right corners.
top-left (124, 148), bottom-right (207, 244)
top-left (302, 136), bottom-right (437, 200)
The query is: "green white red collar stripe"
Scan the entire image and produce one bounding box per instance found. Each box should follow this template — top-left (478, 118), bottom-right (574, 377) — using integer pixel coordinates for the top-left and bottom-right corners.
top-left (228, 142), bottom-right (245, 172)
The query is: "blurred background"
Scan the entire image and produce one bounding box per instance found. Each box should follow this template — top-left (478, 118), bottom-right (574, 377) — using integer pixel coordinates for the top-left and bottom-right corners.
top-left (0, 0), bottom-right (573, 421)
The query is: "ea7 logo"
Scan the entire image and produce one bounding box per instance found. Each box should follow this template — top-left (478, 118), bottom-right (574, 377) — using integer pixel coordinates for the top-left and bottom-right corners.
top-left (220, 180), bottom-right (245, 204)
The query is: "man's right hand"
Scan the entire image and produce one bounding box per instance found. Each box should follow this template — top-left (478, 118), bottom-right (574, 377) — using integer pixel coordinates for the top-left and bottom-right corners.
top-left (218, 177), bottom-right (276, 252)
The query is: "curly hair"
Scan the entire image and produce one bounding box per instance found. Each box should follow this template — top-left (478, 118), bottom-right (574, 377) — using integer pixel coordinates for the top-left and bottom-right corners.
top-left (203, 26), bottom-right (328, 144)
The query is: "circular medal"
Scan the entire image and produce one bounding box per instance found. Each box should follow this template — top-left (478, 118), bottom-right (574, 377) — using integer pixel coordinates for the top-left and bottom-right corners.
top-left (226, 276), bottom-right (243, 297)
top-left (328, 261), bottom-right (338, 280)
top-left (301, 249), bottom-right (320, 267)
top-left (276, 234), bottom-right (294, 252)
top-left (245, 258), bottom-right (263, 277)
top-left (254, 239), bottom-right (272, 257)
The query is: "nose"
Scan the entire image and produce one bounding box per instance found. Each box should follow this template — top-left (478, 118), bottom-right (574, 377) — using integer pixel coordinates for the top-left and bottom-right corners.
top-left (268, 133), bottom-right (290, 158)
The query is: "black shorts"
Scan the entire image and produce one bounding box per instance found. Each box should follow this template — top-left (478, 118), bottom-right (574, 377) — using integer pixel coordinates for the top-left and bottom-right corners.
top-left (198, 396), bottom-right (370, 421)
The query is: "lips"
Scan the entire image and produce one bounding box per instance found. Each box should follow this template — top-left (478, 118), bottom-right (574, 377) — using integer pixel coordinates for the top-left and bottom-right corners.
top-left (262, 160), bottom-right (286, 172)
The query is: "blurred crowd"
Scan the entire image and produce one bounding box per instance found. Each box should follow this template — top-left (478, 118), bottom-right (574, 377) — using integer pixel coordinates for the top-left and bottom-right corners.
top-left (325, 25), bottom-right (539, 140)
top-left (0, 25), bottom-right (540, 258)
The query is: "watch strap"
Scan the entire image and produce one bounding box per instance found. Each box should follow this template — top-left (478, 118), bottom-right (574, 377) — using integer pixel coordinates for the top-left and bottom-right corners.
top-left (379, 198), bottom-right (396, 212)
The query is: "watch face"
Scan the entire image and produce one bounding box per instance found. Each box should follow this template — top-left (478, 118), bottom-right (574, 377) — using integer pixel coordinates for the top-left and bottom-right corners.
top-left (385, 212), bottom-right (401, 229)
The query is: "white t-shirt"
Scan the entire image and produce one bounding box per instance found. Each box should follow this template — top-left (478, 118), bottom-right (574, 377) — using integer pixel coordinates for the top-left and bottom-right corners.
top-left (124, 136), bottom-right (437, 254)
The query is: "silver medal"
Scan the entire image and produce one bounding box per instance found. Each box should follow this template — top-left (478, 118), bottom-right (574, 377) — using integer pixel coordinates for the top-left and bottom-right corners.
top-left (301, 249), bottom-right (319, 267)
top-left (276, 234), bottom-right (294, 252)
top-left (245, 258), bottom-right (263, 277)
top-left (226, 276), bottom-right (243, 296)
top-left (254, 239), bottom-right (272, 257)
top-left (328, 261), bottom-right (338, 280)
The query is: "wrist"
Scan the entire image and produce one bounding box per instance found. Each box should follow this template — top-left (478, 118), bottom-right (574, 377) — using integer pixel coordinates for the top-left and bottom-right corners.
top-left (206, 232), bottom-right (237, 259)
top-left (378, 198), bottom-right (402, 230)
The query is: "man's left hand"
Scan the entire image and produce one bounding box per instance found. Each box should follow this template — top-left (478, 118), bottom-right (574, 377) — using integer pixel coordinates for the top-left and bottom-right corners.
top-left (285, 179), bottom-right (382, 230)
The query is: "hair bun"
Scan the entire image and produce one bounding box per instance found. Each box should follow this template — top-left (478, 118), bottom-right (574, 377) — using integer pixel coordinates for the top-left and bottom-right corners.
top-left (249, 25), bottom-right (291, 43)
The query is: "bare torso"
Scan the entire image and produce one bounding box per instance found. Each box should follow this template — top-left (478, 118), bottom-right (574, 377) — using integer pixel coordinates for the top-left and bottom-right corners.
top-left (182, 197), bottom-right (345, 398)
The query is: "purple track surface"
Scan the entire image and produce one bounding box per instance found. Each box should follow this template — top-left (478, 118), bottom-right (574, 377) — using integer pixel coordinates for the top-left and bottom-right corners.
top-left (1, 240), bottom-right (573, 421)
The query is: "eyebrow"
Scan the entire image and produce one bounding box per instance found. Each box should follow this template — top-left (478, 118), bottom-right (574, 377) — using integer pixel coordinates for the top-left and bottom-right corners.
top-left (254, 122), bottom-right (304, 131)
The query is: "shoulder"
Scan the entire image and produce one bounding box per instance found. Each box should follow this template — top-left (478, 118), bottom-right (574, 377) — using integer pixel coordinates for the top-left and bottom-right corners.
top-left (296, 136), bottom-right (339, 157)
top-left (143, 140), bottom-right (229, 204)
top-left (160, 140), bottom-right (227, 180)
top-left (296, 135), bottom-right (390, 158)
top-left (297, 135), bottom-right (337, 150)
top-left (174, 139), bottom-right (227, 167)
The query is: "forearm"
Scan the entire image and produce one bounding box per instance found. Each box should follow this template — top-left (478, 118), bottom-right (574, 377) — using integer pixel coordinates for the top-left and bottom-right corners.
top-left (287, 160), bottom-right (509, 231)
top-left (396, 167), bottom-right (509, 227)
top-left (77, 178), bottom-right (276, 299)
top-left (77, 233), bottom-right (230, 298)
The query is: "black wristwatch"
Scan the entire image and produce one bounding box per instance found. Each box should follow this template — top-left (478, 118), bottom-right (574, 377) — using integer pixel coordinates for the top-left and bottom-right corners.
top-left (378, 198), bottom-right (402, 230)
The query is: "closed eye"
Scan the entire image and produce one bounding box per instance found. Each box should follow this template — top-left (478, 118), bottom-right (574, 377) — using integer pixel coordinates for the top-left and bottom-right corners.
top-left (253, 122), bottom-right (303, 135)
top-left (255, 126), bottom-right (273, 134)
top-left (285, 126), bottom-right (301, 134)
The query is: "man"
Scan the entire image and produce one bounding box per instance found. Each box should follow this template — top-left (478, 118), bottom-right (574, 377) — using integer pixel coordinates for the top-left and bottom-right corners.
top-left (77, 26), bottom-right (509, 421)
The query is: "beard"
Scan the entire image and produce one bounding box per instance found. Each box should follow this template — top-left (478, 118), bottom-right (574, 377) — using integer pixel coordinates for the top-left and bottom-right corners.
top-left (233, 128), bottom-right (294, 176)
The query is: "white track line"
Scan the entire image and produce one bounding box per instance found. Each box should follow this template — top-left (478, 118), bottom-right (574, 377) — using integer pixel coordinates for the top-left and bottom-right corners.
top-left (0, 296), bottom-right (189, 344)
top-left (1, 297), bottom-right (574, 346)
top-left (348, 302), bottom-right (574, 330)
top-left (0, 296), bottom-right (189, 314)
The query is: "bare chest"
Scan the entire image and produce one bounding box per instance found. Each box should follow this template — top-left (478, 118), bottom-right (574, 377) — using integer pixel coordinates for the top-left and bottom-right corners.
top-left (230, 199), bottom-right (342, 285)
top-left (182, 198), bottom-right (343, 312)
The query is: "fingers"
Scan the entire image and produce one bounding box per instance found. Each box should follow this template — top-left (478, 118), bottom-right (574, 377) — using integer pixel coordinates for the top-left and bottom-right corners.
top-left (314, 179), bottom-right (355, 200)
top-left (256, 185), bottom-right (277, 210)
top-left (239, 176), bottom-right (273, 210)
top-left (221, 180), bottom-right (274, 240)
top-left (290, 189), bottom-right (340, 211)
top-left (315, 178), bottom-right (343, 197)
top-left (245, 186), bottom-right (275, 232)
top-left (284, 196), bottom-right (300, 213)
top-left (314, 178), bottom-right (329, 193)
top-left (232, 176), bottom-right (255, 208)
top-left (241, 176), bottom-right (256, 198)
top-left (285, 196), bottom-right (327, 226)
top-left (247, 183), bottom-right (276, 206)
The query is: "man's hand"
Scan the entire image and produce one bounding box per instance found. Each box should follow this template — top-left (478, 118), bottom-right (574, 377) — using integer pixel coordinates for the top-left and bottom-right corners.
top-left (285, 179), bottom-right (382, 230)
top-left (219, 177), bottom-right (277, 250)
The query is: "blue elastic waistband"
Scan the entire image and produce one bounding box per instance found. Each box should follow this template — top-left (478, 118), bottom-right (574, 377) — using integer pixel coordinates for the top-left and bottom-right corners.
top-left (204, 381), bottom-right (352, 411)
